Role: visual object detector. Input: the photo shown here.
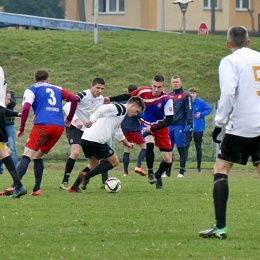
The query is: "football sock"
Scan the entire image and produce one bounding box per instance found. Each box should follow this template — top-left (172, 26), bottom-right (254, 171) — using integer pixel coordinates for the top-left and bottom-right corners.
top-left (146, 143), bottom-right (154, 170)
top-left (102, 172), bottom-right (108, 184)
top-left (86, 161), bottom-right (113, 180)
top-left (137, 148), bottom-right (146, 168)
top-left (17, 155), bottom-right (31, 181)
top-left (156, 160), bottom-right (172, 178)
top-left (165, 161), bottom-right (173, 176)
top-left (62, 157), bottom-right (76, 183)
top-left (213, 173), bottom-right (229, 229)
top-left (2, 156), bottom-right (22, 190)
top-left (70, 166), bottom-right (91, 190)
top-left (33, 159), bottom-right (44, 191)
top-left (123, 152), bottom-right (130, 174)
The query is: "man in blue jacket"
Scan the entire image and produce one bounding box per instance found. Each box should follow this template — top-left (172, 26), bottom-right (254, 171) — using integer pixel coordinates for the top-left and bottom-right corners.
top-left (166, 75), bottom-right (193, 178)
top-left (185, 87), bottom-right (212, 172)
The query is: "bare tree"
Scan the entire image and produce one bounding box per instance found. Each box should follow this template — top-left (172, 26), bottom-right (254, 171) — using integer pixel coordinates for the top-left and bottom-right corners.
top-left (243, 0), bottom-right (256, 32)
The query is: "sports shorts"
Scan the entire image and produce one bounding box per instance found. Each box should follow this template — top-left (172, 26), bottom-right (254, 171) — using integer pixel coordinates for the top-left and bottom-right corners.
top-left (81, 140), bottom-right (115, 160)
top-left (25, 124), bottom-right (64, 154)
top-left (218, 133), bottom-right (260, 165)
top-left (66, 125), bottom-right (83, 145)
top-left (123, 131), bottom-right (144, 145)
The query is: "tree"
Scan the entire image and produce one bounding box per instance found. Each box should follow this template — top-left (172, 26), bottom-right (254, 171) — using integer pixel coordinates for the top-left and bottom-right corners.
top-left (0, 0), bottom-right (65, 19)
top-left (243, 0), bottom-right (256, 33)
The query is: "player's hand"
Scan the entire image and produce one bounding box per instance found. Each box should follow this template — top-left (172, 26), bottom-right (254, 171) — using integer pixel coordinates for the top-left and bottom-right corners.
top-left (126, 142), bottom-right (134, 149)
top-left (103, 97), bottom-right (110, 104)
top-left (195, 112), bottom-right (201, 119)
top-left (85, 121), bottom-right (93, 128)
top-left (75, 119), bottom-right (83, 130)
top-left (65, 119), bottom-right (71, 127)
top-left (143, 124), bottom-right (151, 133)
top-left (17, 131), bottom-right (24, 140)
top-left (17, 112), bottom-right (21, 117)
top-left (188, 124), bottom-right (193, 132)
top-left (211, 127), bottom-right (222, 143)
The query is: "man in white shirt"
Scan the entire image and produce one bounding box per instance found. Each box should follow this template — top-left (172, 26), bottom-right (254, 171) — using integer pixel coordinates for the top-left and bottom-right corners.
top-left (199, 26), bottom-right (260, 239)
top-left (60, 78), bottom-right (107, 190)
top-left (68, 96), bottom-right (145, 193)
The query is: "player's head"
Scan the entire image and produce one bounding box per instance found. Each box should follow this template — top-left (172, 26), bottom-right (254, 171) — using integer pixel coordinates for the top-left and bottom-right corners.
top-left (151, 75), bottom-right (165, 97)
top-left (126, 96), bottom-right (145, 117)
top-left (171, 75), bottom-right (182, 90)
top-left (188, 87), bottom-right (197, 102)
top-left (127, 84), bottom-right (138, 93)
top-left (226, 26), bottom-right (250, 49)
top-left (34, 69), bottom-right (49, 82)
top-left (90, 77), bottom-right (106, 97)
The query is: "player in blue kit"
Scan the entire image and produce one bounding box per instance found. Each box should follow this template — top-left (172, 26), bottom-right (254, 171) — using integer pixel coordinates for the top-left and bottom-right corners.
top-left (105, 75), bottom-right (174, 189)
top-left (1, 69), bottom-right (78, 196)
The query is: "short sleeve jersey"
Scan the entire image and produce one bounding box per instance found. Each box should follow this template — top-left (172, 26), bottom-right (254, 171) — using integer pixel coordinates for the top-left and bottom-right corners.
top-left (23, 82), bottom-right (71, 127)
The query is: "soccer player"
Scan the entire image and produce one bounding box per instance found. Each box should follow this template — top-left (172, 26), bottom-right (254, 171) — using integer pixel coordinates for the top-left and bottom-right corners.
top-left (199, 26), bottom-right (260, 239)
top-left (121, 84), bottom-right (146, 177)
top-left (105, 75), bottom-right (174, 189)
top-left (59, 77), bottom-right (107, 190)
top-left (0, 66), bottom-right (27, 198)
top-left (68, 96), bottom-right (145, 193)
top-left (3, 69), bottom-right (78, 196)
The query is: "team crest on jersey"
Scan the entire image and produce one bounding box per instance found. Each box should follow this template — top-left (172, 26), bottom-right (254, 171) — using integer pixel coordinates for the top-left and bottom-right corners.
top-left (169, 107), bottom-right (172, 112)
top-left (108, 149), bottom-right (113, 155)
top-left (70, 139), bottom-right (73, 144)
top-left (157, 103), bottom-right (162, 108)
top-left (178, 95), bottom-right (182, 99)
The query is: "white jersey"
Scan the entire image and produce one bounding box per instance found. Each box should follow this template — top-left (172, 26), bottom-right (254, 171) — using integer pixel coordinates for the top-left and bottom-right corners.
top-left (81, 103), bottom-right (127, 144)
top-left (63, 89), bottom-right (104, 131)
top-left (0, 66), bottom-right (7, 107)
top-left (215, 47), bottom-right (260, 137)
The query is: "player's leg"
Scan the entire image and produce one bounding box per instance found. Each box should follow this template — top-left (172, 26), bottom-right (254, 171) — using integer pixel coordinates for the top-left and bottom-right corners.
top-left (60, 126), bottom-right (82, 190)
top-left (6, 124), bottom-right (18, 168)
top-left (123, 145), bottom-right (131, 176)
top-left (185, 131), bottom-right (192, 162)
top-left (165, 125), bottom-right (175, 177)
top-left (175, 125), bottom-right (186, 177)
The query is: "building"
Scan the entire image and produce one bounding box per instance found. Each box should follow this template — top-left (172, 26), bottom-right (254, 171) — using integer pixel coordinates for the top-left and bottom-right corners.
top-left (65, 0), bottom-right (260, 34)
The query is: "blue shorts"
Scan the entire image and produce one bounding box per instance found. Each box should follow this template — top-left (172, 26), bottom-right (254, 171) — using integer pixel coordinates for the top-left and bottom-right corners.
top-left (168, 124), bottom-right (185, 149)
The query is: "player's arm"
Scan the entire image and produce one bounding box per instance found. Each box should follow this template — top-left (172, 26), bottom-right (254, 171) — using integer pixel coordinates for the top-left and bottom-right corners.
top-left (113, 127), bottom-right (134, 149)
top-left (150, 99), bottom-right (174, 132)
top-left (201, 101), bottom-right (212, 117)
top-left (185, 94), bottom-right (193, 130)
top-left (108, 93), bottom-right (131, 103)
top-left (5, 108), bottom-right (20, 117)
top-left (61, 89), bottom-right (78, 123)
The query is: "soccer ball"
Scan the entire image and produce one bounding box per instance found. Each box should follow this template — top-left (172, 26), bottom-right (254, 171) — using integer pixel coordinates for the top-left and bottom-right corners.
top-left (104, 177), bottom-right (121, 193)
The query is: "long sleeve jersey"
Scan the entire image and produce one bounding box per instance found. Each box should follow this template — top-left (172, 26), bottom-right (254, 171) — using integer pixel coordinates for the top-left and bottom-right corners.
top-left (168, 87), bottom-right (193, 127)
top-left (81, 103), bottom-right (127, 144)
top-left (216, 47), bottom-right (260, 137)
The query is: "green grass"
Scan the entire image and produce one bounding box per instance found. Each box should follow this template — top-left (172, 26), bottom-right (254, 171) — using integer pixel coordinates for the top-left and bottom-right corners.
top-left (1, 161), bottom-right (260, 259)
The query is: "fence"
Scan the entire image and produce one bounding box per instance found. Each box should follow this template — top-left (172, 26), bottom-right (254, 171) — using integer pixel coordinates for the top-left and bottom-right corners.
top-left (14, 98), bottom-right (218, 162)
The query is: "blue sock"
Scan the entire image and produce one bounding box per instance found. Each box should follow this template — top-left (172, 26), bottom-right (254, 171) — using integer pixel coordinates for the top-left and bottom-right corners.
top-left (17, 155), bottom-right (31, 181)
top-left (123, 152), bottom-right (130, 174)
top-left (137, 148), bottom-right (146, 167)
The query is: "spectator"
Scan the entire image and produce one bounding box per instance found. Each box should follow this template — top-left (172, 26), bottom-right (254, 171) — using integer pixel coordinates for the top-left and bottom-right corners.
top-left (185, 87), bottom-right (212, 172)
top-left (165, 75), bottom-right (193, 178)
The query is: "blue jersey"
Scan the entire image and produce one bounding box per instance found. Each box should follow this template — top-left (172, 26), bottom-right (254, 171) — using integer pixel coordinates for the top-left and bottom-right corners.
top-left (23, 82), bottom-right (70, 127)
top-left (131, 86), bottom-right (173, 126)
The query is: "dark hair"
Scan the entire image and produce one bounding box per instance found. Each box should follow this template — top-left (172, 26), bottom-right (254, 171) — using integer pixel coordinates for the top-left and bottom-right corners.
top-left (34, 69), bottom-right (49, 82)
top-left (128, 84), bottom-right (138, 93)
top-left (227, 26), bottom-right (248, 48)
top-left (92, 77), bottom-right (105, 86)
top-left (127, 96), bottom-right (145, 111)
top-left (153, 75), bottom-right (164, 83)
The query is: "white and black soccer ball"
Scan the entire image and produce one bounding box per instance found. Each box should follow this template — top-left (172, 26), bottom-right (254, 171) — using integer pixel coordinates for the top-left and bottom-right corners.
top-left (104, 177), bottom-right (121, 193)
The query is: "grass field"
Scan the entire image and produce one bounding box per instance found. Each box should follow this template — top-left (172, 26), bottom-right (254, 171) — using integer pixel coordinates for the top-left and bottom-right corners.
top-left (1, 161), bottom-right (260, 260)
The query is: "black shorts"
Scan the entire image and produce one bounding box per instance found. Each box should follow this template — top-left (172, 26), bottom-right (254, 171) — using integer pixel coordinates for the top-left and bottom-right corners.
top-left (81, 140), bottom-right (115, 160)
top-left (0, 106), bottom-right (7, 143)
top-left (66, 125), bottom-right (83, 145)
top-left (218, 133), bottom-right (260, 165)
